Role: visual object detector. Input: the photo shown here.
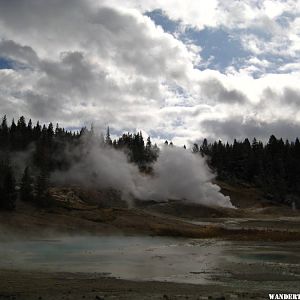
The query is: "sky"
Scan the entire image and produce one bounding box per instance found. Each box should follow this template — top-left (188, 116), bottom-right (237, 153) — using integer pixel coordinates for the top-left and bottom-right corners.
top-left (0, 0), bottom-right (300, 145)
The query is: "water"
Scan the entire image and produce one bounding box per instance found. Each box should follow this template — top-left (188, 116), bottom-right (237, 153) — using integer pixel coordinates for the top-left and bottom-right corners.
top-left (0, 236), bottom-right (300, 287)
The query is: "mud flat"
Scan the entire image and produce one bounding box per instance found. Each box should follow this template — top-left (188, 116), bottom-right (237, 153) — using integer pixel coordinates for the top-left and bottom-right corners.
top-left (1, 236), bottom-right (300, 299)
top-left (1, 203), bottom-right (300, 242)
top-left (1, 187), bottom-right (300, 299)
top-left (0, 269), bottom-right (253, 300)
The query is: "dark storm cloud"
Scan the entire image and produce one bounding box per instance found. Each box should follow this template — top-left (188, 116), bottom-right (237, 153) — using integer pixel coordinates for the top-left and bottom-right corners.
top-left (283, 88), bottom-right (300, 107)
top-left (38, 51), bottom-right (105, 99)
top-left (0, 0), bottom-right (86, 34)
top-left (0, 40), bottom-right (39, 67)
top-left (201, 78), bottom-right (248, 104)
top-left (280, 88), bottom-right (300, 109)
top-left (201, 118), bottom-right (300, 142)
top-left (0, 94), bottom-right (21, 117)
top-left (21, 91), bottom-right (67, 121)
top-left (261, 87), bottom-right (300, 108)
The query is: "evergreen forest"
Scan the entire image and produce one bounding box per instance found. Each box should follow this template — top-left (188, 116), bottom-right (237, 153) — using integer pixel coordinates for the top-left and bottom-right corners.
top-left (1, 115), bottom-right (300, 210)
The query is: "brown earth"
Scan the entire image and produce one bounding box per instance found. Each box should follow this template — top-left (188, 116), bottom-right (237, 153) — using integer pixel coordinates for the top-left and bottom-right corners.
top-left (0, 183), bottom-right (299, 241)
top-left (1, 269), bottom-right (270, 300)
top-left (1, 183), bottom-right (300, 300)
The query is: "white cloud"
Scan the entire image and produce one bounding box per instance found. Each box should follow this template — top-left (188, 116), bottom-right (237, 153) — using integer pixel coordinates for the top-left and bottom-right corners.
top-left (0, 0), bottom-right (300, 145)
top-left (97, 0), bottom-right (219, 30)
top-left (248, 57), bottom-right (271, 68)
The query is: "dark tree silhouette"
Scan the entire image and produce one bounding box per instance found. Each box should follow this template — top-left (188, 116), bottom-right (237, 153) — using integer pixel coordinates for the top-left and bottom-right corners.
top-left (35, 168), bottom-right (52, 208)
top-left (0, 114), bottom-right (299, 209)
top-left (0, 160), bottom-right (17, 210)
top-left (20, 166), bottom-right (34, 202)
top-left (105, 126), bottom-right (112, 146)
top-left (193, 135), bottom-right (300, 207)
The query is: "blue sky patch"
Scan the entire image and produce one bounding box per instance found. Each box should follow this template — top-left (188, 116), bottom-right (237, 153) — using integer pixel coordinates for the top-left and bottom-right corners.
top-left (145, 9), bottom-right (178, 34)
top-left (0, 57), bottom-right (15, 70)
top-left (146, 10), bottom-right (250, 72)
top-left (182, 27), bottom-right (249, 71)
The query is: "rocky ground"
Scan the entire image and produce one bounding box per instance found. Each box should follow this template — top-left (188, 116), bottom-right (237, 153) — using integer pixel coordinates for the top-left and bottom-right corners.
top-left (1, 268), bottom-right (278, 300)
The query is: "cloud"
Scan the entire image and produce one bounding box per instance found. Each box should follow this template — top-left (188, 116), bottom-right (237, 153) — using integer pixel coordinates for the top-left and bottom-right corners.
top-left (0, 40), bottom-right (39, 67)
top-left (0, 0), bottom-right (300, 146)
top-left (200, 78), bottom-right (248, 104)
top-left (260, 87), bottom-right (300, 108)
top-left (201, 117), bottom-right (300, 142)
top-left (0, 2), bottom-right (200, 128)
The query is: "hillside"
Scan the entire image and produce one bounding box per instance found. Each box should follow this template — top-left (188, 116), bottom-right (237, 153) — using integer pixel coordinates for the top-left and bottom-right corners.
top-left (1, 182), bottom-right (300, 242)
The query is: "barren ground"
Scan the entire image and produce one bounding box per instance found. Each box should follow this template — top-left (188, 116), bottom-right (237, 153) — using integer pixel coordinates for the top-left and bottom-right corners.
top-left (0, 182), bottom-right (299, 299)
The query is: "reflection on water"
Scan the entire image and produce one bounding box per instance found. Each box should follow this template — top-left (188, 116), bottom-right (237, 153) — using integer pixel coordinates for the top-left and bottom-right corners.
top-left (0, 236), bottom-right (299, 287)
top-left (0, 236), bottom-right (222, 283)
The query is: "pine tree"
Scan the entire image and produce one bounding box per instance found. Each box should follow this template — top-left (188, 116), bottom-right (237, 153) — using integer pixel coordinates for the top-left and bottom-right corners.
top-left (35, 168), bottom-right (52, 207)
top-left (200, 138), bottom-right (209, 156)
top-left (192, 143), bottom-right (199, 153)
top-left (33, 121), bottom-right (41, 140)
top-left (47, 122), bottom-right (54, 138)
top-left (145, 136), bottom-right (156, 163)
top-left (27, 119), bottom-right (32, 131)
top-left (0, 161), bottom-right (17, 210)
top-left (1, 115), bottom-right (8, 133)
top-left (0, 115), bottom-right (9, 148)
top-left (146, 136), bottom-right (152, 149)
top-left (20, 166), bottom-right (34, 202)
top-left (105, 126), bottom-right (112, 145)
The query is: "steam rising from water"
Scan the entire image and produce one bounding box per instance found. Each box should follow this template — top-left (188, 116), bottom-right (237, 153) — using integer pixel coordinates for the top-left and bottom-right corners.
top-left (52, 137), bottom-right (233, 208)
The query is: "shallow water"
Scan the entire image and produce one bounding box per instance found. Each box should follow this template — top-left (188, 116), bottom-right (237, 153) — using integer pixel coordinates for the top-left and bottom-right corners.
top-left (0, 236), bottom-right (300, 287)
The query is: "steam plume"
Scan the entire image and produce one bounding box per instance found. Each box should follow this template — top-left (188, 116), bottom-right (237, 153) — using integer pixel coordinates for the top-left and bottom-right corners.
top-left (135, 146), bottom-right (233, 208)
top-left (52, 136), bottom-right (233, 208)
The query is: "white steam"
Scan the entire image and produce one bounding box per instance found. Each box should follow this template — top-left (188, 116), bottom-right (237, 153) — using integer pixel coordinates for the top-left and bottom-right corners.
top-left (135, 146), bottom-right (233, 208)
top-left (52, 138), bottom-right (233, 208)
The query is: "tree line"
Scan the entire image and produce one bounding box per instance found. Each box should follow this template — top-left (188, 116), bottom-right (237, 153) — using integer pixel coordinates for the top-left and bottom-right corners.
top-left (1, 115), bottom-right (299, 210)
top-left (193, 136), bottom-right (300, 206)
top-left (0, 115), bottom-right (159, 210)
